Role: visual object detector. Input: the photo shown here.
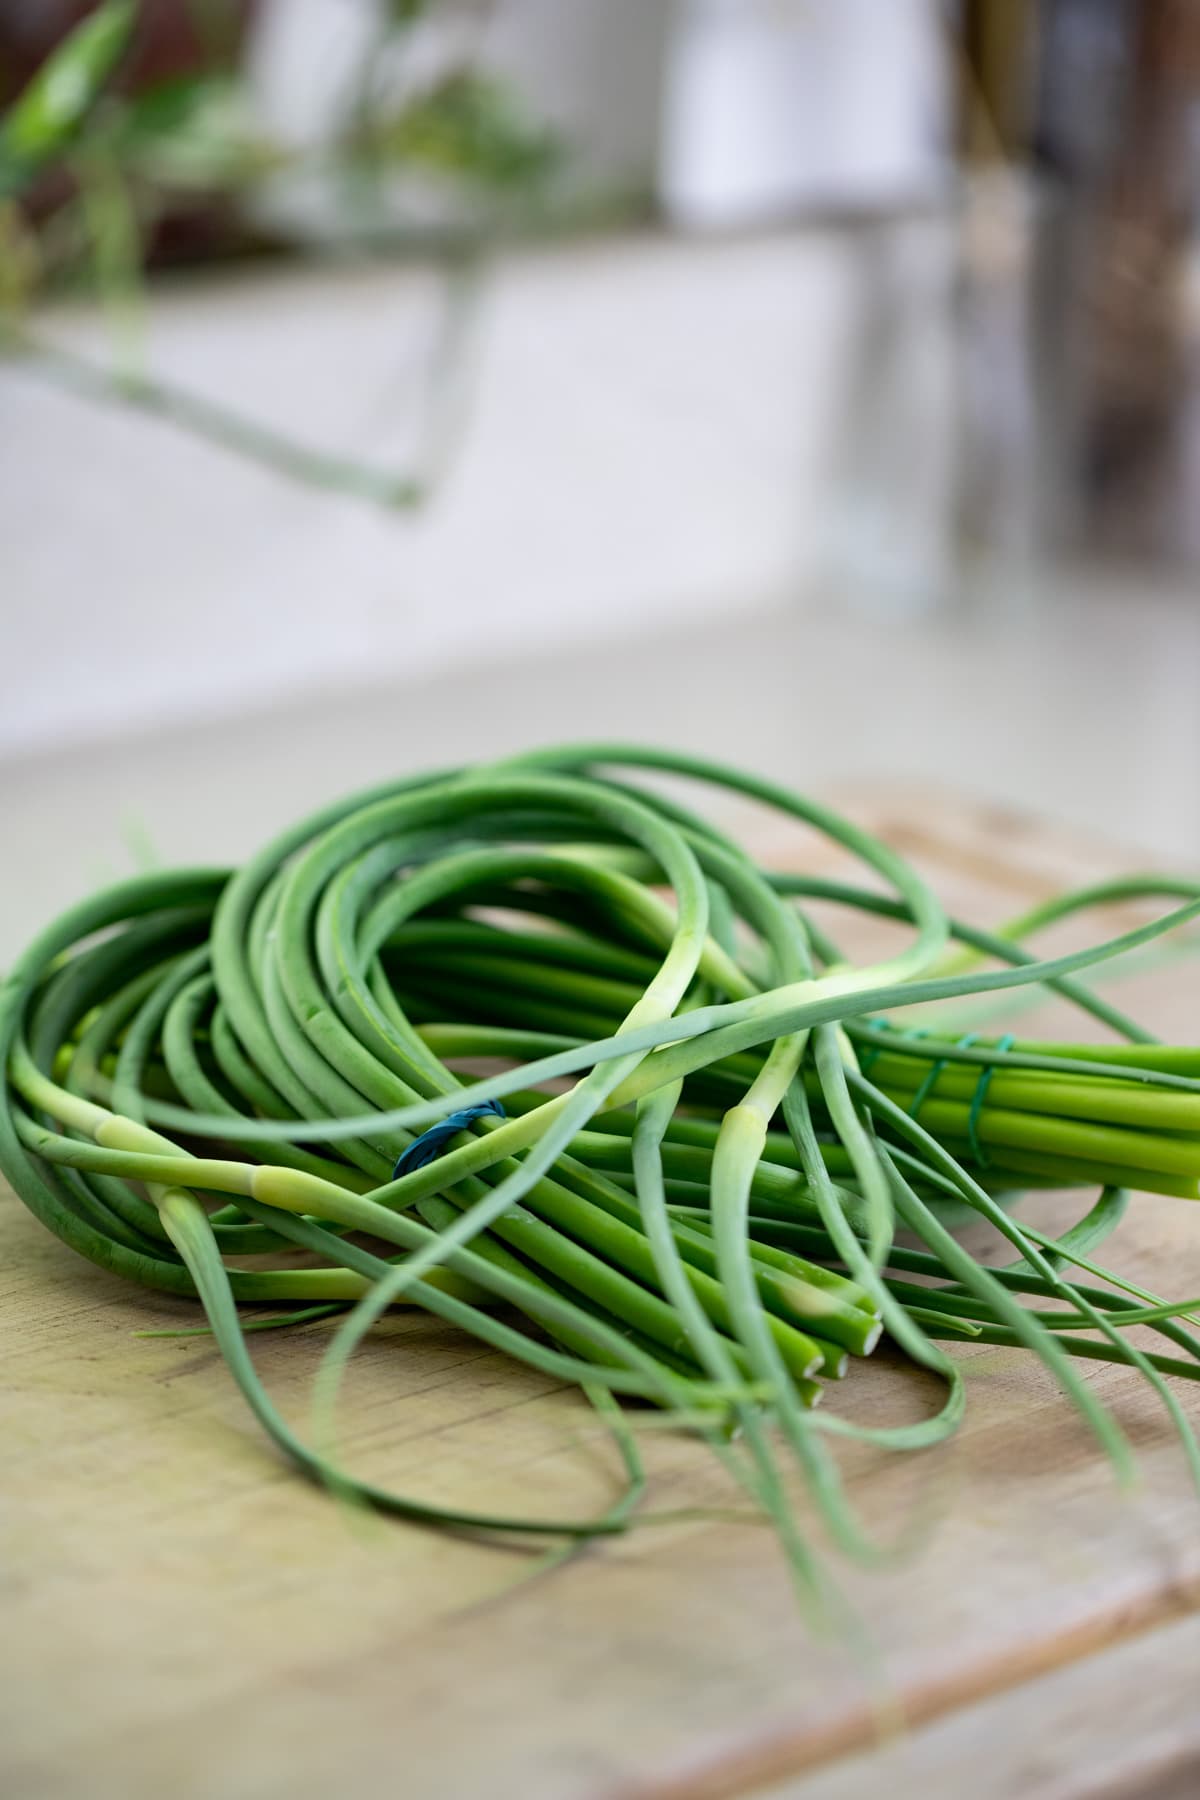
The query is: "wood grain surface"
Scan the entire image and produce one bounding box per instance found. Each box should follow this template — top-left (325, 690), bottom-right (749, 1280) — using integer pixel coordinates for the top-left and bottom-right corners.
top-left (3, 785), bottom-right (1199, 1800)
top-left (765, 1611), bottom-right (1200, 1800)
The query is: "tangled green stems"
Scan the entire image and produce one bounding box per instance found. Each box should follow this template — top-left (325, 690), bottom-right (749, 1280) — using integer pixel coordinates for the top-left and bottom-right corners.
top-left (3, 745), bottom-right (1200, 1611)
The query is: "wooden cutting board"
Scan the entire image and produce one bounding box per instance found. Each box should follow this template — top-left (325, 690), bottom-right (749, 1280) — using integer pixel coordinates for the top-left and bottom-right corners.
top-left (4, 785), bottom-right (1200, 1800)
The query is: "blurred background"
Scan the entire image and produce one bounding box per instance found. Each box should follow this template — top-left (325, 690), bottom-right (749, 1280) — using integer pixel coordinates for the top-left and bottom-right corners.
top-left (2, 0), bottom-right (1199, 958)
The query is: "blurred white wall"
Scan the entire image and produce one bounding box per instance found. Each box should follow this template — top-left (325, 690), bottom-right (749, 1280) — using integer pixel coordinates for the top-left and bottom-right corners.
top-left (1, 230), bottom-right (863, 759)
top-left (661, 0), bottom-right (948, 227)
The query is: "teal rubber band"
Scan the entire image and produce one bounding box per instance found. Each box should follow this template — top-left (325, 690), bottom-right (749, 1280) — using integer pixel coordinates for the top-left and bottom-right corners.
top-left (966, 1033), bottom-right (1015, 1167)
top-left (907, 1033), bottom-right (949, 1121)
top-left (392, 1098), bottom-right (505, 1179)
top-left (861, 1021), bottom-right (949, 1119)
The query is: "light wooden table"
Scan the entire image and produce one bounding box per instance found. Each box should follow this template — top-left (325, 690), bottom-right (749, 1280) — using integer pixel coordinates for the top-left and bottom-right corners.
top-left (4, 789), bottom-right (1200, 1800)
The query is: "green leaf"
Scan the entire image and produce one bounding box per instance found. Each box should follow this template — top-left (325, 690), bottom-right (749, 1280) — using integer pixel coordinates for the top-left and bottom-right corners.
top-left (0, 0), bottom-right (137, 194)
top-left (114, 73), bottom-right (273, 191)
top-left (370, 71), bottom-right (563, 193)
top-left (117, 71), bottom-right (214, 142)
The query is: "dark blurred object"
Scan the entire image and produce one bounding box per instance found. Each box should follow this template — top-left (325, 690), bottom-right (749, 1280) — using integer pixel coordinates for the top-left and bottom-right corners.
top-left (1031, 0), bottom-right (1200, 560)
top-left (0, 1), bottom-right (249, 95)
top-left (0, 0), bottom-right (259, 266)
top-left (959, 0), bottom-right (1034, 161)
top-left (956, 0), bottom-right (1200, 567)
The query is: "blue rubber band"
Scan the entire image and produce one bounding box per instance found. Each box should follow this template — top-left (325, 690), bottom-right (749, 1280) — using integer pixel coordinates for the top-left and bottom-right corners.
top-left (392, 1098), bottom-right (506, 1180)
top-left (966, 1033), bottom-right (1015, 1168)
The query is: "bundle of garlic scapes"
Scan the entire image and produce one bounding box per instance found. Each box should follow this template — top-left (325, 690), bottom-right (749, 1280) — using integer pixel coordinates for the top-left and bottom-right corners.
top-left (3, 744), bottom-right (1199, 1614)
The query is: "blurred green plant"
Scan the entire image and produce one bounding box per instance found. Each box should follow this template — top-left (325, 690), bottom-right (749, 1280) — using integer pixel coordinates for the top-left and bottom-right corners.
top-left (0, 0), bottom-right (583, 504)
top-left (0, 1), bottom-right (137, 198)
top-left (360, 69), bottom-right (563, 193)
top-left (1, 0), bottom-right (571, 298)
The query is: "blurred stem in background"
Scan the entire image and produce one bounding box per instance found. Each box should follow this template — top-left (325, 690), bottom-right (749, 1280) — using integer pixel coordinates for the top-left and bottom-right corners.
top-left (71, 135), bottom-right (147, 378)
